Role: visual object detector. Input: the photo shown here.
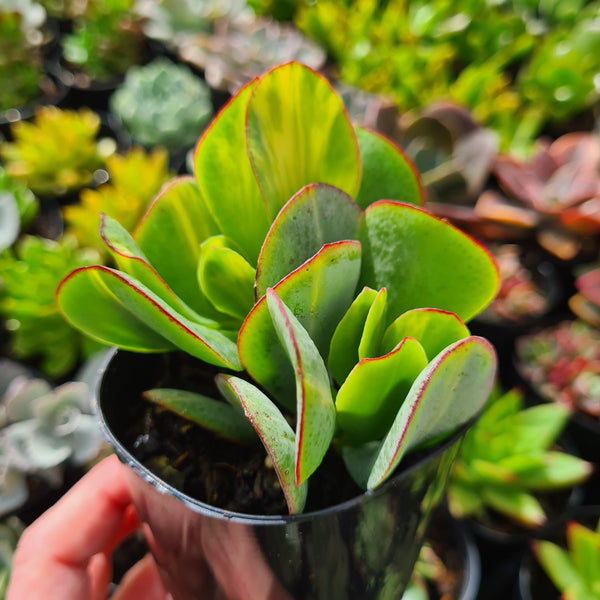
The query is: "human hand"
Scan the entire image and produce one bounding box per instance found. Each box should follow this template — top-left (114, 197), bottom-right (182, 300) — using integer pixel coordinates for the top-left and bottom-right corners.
top-left (7, 455), bottom-right (172, 600)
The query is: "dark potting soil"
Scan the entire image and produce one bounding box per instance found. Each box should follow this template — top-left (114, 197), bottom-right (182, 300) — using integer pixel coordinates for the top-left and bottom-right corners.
top-left (118, 352), bottom-right (365, 515)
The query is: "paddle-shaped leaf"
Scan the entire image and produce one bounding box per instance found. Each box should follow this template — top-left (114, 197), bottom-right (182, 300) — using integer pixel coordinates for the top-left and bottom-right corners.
top-left (57, 266), bottom-right (242, 370)
top-left (197, 236), bottom-right (256, 321)
top-left (194, 79), bottom-right (269, 264)
top-left (245, 62), bottom-right (361, 221)
top-left (143, 388), bottom-right (257, 443)
top-left (100, 214), bottom-right (203, 322)
top-left (255, 183), bottom-right (361, 297)
top-left (216, 374), bottom-right (308, 514)
top-left (328, 287), bottom-right (378, 386)
top-left (239, 241), bottom-right (361, 406)
top-left (133, 177), bottom-right (223, 320)
top-left (336, 337), bottom-right (428, 444)
top-left (381, 308), bottom-right (471, 359)
top-left (367, 336), bottom-right (496, 489)
top-left (359, 201), bottom-right (499, 322)
top-left (354, 127), bottom-right (424, 209)
top-left (267, 289), bottom-right (336, 485)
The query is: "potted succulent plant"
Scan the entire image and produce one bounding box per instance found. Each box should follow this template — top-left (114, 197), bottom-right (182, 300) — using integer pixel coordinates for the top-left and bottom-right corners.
top-left (56, 62), bottom-right (499, 599)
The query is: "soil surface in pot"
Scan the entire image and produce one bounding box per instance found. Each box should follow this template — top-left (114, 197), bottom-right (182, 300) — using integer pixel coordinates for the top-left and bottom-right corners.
top-left (116, 353), bottom-right (371, 515)
top-left (113, 352), bottom-right (451, 516)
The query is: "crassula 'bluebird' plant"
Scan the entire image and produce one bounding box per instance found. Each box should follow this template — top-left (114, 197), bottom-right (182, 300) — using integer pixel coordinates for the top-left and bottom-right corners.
top-left (57, 62), bottom-right (499, 514)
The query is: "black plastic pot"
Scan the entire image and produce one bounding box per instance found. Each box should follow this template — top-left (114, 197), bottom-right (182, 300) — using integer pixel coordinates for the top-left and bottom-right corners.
top-left (95, 349), bottom-right (472, 600)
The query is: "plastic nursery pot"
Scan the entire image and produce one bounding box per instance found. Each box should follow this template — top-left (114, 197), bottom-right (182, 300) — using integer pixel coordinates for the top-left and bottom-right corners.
top-left (95, 349), bottom-right (472, 600)
top-left (515, 506), bottom-right (600, 600)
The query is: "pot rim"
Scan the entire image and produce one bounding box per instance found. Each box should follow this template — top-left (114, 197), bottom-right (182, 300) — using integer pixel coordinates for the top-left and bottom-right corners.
top-left (94, 347), bottom-right (470, 526)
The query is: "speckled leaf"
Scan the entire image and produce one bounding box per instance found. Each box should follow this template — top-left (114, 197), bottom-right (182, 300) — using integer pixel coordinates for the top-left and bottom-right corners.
top-left (143, 388), bottom-right (256, 443)
top-left (359, 202), bottom-right (499, 323)
top-left (336, 337), bottom-right (428, 444)
top-left (197, 236), bottom-right (256, 321)
top-left (239, 241), bottom-right (362, 409)
top-left (194, 79), bottom-right (269, 264)
top-left (381, 308), bottom-right (471, 359)
top-left (100, 214), bottom-right (203, 322)
top-left (328, 287), bottom-right (377, 386)
top-left (267, 289), bottom-right (335, 485)
top-left (367, 337), bottom-right (496, 489)
top-left (354, 127), bottom-right (424, 209)
top-left (358, 287), bottom-right (387, 360)
top-left (133, 177), bottom-right (222, 320)
top-left (246, 62), bottom-right (361, 221)
top-left (255, 183), bottom-right (361, 297)
top-left (216, 374), bottom-right (308, 514)
top-left (57, 266), bottom-right (242, 370)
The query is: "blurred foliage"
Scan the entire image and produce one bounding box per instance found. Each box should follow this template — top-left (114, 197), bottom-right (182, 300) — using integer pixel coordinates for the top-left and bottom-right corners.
top-left (0, 167), bottom-right (38, 252)
top-left (295, 0), bottom-right (600, 155)
top-left (0, 1), bottom-right (46, 111)
top-left (63, 146), bottom-right (173, 255)
top-left (0, 107), bottom-right (116, 197)
top-left (0, 235), bottom-right (102, 378)
top-left (62, 0), bottom-right (145, 81)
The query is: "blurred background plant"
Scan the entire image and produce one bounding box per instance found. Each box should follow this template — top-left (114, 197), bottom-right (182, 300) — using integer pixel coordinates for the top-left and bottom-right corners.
top-left (63, 145), bottom-right (172, 254)
top-left (0, 107), bottom-right (116, 197)
top-left (448, 388), bottom-right (593, 529)
top-left (0, 0), bottom-right (47, 112)
top-left (109, 58), bottom-right (213, 153)
top-left (0, 235), bottom-right (102, 378)
top-left (61, 0), bottom-right (145, 83)
top-left (0, 168), bottom-right (38, 253)
top-left (0, 516), bottom-right (24, 598)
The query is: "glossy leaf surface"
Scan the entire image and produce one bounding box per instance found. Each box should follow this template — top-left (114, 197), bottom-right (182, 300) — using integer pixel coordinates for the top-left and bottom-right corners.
top-left (246, 62), bottom-right (361, 221)
top-left (367, 336), bottom-right (496, 489)
top-left (328, 287), bottom-right (377, 386)
top-left (359, 201), bottom-right (499, 322)
top-left (194, 79), bottom-right (269, 264)
top-left (354, 127), bottom-right (424, 209)
top-left (255, 183), bottom-right (361, 297)
top-left (336, 337), bottom-right (428, 444)
top-left (381, 308), bottom-right (471, 359)
top-left (57, 267), bottom-right (242, 370)
top-left (133, 177), bottom-right (222, 319)
top-left (267, 289), bottom-right (335, 485)
top-left (143, 388), bottom-right (256, 443)
top-left (217, 374), bottom-right (308, 514)
top-left (357, 287), bottom-right (387, 360)
top-left (239, 241), bottom-right (361, 407)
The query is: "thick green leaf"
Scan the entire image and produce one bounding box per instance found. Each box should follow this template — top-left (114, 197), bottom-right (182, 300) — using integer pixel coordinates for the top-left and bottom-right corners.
top-left (216, 374), bottom-right (308, 514)
top-left (100, 214), bottom-right (203, 322)
top-left (194, 79), bottom-right (269, 264)
top-left (328, 287), bottom-right (378, 386)
top-left (469, 459), bottom-right (518, 486)
top-left (381, 308), bottom-right (470, 360)
top-left (197, 236), bottom-right (256, 320)
top-left (143, 388), bottom-right (256, 443)
top-left (57, 266), bottom-right (242, 370)
top-left (133, 177), bottom-right (223, 320)
top-left (267, 289), bottom-right (335, 485)
top-left (358, 287), bottom-right (387, 360)
top-left (481, 486), bottom-right (546, 528)
top-left (246, 62), bottom-right (361, 221)
top-left (359, 201), bottom-right (499, 322)
top-left (336, 337), bottom-right (428, 444)
top-left (354, 126), bottom-right (424, 209)
top-left (533, 540), bottom-right (581, 593)
top-left (367, 336), bottom-right (496, 489)
top-left (447, 479), bottom-right (485, 519)
top-left (239, 241), bottom-right (362, 408)
top-left (255, 183), bottom-right (361, 297)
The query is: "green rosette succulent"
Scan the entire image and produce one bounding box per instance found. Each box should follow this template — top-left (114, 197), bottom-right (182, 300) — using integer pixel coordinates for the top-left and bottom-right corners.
top-left (57, 62), bottom-right (500, 514)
